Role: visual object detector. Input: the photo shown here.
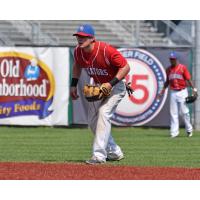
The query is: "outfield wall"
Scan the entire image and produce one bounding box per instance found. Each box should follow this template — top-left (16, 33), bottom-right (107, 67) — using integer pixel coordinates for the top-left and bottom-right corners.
top-left (72, 47), bottom-right (193, 127)
top-left (0, 47), bottom-right (192, 127)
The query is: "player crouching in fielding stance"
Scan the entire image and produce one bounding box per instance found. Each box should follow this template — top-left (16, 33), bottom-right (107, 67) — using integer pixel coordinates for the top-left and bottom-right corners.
top-left (158, 51), bottom-right (198, 138)
top-left (70, 24), bottom-right (130, 164)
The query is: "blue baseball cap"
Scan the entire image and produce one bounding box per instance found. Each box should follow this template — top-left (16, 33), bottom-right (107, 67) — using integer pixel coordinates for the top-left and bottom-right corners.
top-left (169, 51), bottom-right (177, 59)
top-left (73, 24), bottom-right (95, 37)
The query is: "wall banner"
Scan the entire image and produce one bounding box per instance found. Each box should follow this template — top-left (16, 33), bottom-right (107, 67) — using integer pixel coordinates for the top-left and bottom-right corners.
top-left (0, 47), bottom-right (71, 126)
top-left (111, 48), bottom-right (167, 126)
top-left (71, 47), bottom-right (192, 127)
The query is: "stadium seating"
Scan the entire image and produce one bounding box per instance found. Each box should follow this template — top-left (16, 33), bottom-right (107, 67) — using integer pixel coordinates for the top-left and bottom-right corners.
top-left (0, 20), bottom-right (175, 47)
top-left (0, 20), bottom-right (31, 45)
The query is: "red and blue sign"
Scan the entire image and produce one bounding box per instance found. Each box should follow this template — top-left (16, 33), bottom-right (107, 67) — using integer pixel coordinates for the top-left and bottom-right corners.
top-left (0, 52), bottom-right (55, 119)
top-left (112, 48), bottom-right (168, 126)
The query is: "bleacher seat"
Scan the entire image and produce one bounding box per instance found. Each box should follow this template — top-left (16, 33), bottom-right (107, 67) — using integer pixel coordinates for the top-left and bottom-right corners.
top-left (0, 20), bottom-right (171, 47)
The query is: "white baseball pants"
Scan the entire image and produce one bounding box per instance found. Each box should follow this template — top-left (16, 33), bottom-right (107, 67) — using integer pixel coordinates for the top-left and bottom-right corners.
top-left (170, 88), bottom-right (193, 137)
top-left (88, 81), bottom-right (126, 161)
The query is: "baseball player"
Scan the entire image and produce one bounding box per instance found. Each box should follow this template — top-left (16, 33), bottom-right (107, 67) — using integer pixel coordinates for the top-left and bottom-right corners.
top-left (159, 51), bottom-right (197, 138)
top-left (70, 24), bottom-right (130, 164)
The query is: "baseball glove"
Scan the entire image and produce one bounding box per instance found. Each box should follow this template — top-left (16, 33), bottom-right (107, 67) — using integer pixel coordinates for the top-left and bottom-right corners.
top-left (185, 88), bottom-right (198, 104)
top-left (186, 94), bottom-right (198, 103)
top-left (83, 84), bottom-right (111, 102)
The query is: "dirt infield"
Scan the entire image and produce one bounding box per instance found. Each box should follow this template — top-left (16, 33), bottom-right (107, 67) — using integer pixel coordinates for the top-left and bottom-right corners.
top-left (0, 162), bottom-right (200, 180)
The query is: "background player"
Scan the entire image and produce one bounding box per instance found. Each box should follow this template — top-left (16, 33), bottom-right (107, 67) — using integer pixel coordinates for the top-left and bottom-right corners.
top-left (159, 51), bottom-right (197, 138)
top-left (70, 24), bottom-right (130, 164)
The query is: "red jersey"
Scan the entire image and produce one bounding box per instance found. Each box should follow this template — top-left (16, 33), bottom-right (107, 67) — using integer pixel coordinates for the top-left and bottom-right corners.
top-left (74, 41), bottom-right (127, 84)
top-left (166, 63), bottom-right (191, 90)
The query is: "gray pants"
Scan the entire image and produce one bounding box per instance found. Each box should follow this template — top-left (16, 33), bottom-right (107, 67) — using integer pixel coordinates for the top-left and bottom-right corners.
top-left (88, 81), bottom-right (126, 161)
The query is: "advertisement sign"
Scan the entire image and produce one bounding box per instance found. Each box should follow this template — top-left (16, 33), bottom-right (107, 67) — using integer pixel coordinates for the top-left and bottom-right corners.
top-left (111, 48), bottom-right (167, 126)
top-left (0, 47), bottom-right (70, 126)
top-left (71, 47), bottom-right (192, 127)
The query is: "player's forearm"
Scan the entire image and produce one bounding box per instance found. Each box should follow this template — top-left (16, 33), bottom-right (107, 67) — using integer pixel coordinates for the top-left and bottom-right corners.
top-left (115, 64), bottom-right (130, 80)
top-left (159, 81), bottom-right (169, 96)
top-left (163, 81), bottom-right (169, 90)
top-left (108, 64), bottom-right (130, 87)
top-left (187, 80), bottom-right (195, 89)
top-left (72, 63), bottom-right (82, 79)
top-left (187, 80), bottom-right (198, 94)
top-left (71, 63), bottom-right (82, 87)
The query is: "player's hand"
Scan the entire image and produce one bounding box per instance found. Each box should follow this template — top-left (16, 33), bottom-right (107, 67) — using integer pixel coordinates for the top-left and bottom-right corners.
top-left (125, 82), bottom-right (134, 96)
top-left (70, 86), bottom-right (79, 100)
top-left (100, 82), bottom-right (112, 93)
top-left (192, 87), bottom-right (198, 96)
top-left (99, 82), bottom-right (112, 98)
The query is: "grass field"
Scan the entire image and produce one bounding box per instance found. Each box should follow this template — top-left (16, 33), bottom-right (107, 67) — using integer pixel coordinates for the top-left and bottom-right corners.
top-left (0, 126), bottom-right (200, 168)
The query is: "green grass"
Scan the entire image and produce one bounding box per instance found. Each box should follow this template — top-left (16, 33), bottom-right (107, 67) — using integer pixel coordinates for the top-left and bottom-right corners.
top-left (0, 126), bottom-right (200, 168)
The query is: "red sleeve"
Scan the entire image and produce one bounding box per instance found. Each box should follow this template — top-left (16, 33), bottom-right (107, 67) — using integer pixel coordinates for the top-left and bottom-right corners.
top-left (182, 65), bottom-right (191, 80)
top-left (107, 45), bottom-right (127, 68)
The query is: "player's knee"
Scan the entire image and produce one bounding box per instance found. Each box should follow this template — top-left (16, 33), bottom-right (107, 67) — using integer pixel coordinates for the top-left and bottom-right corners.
top-left (98, 107), bottom-right (111, 119)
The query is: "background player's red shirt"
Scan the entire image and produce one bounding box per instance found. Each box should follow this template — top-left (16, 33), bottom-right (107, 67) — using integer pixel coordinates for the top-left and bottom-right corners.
top-left (166, 63), bottom-right (191, 90)
top-left (74, 41), bottom-right (127, 84)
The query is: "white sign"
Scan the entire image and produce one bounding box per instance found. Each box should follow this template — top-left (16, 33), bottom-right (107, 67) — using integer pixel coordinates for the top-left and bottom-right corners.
top-left (112, 48), bottom-right (167, 126)
top-left (0, 47), bottom-right (70, 126)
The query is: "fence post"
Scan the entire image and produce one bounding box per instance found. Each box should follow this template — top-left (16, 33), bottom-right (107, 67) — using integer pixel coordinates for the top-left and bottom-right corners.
top-left (194, 21), bottom-right (200, 130)
top-left (32, 23), bottom-right (39, 44)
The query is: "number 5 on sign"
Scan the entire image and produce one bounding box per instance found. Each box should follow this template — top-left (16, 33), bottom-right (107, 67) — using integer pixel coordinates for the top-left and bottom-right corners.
top-left (113, 48), bottom-right (167, 126)
top-left (126, 74), bottom-right (149, 104)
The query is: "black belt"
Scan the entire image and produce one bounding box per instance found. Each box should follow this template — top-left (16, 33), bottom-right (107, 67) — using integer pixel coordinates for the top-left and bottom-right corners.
top-left (173, 88), bottom-right (185, 91)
